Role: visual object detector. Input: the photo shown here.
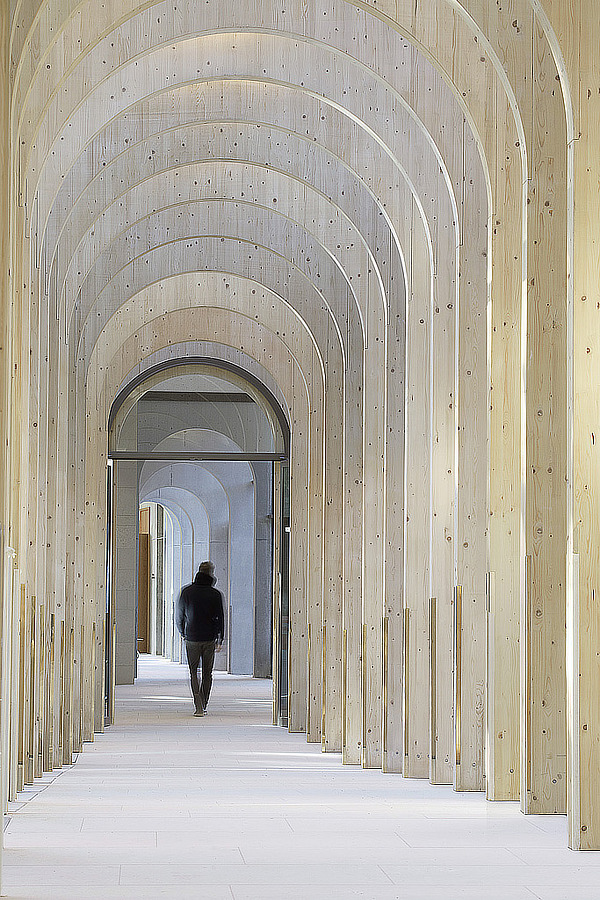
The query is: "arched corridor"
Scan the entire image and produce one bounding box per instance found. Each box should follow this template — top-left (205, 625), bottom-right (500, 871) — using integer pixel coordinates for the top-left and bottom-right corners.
top-left (1, 0), bottom-right (600, 893)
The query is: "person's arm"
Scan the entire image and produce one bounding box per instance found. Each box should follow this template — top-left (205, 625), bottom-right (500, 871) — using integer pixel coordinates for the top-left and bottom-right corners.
top-left (215, 592), bottom-right (225, 646)
top-left (175, 589), bottom-right (186, 636)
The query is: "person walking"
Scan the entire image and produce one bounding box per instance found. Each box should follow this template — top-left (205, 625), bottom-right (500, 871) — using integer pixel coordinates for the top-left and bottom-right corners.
top-left (176, 561), bottom-right (225, 717)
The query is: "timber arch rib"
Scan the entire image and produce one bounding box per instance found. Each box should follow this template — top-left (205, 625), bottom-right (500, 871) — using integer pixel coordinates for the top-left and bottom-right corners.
top-left (1, 0), bottom-right (599, 869)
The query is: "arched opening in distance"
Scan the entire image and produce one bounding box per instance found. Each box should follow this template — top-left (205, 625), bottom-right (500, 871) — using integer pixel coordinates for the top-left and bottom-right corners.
top-left (106, 359), bottom-right (290, 726)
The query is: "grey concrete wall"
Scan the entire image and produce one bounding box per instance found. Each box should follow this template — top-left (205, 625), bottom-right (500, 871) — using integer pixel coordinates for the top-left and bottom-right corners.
top-left (252, 461), bottom-right (273, 678)
top-left (113, 459), bottom-right (139, 685)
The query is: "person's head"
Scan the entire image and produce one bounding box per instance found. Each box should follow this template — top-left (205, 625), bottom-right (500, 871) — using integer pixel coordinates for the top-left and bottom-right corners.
top-left (197, 560), bottom-right (214, 579)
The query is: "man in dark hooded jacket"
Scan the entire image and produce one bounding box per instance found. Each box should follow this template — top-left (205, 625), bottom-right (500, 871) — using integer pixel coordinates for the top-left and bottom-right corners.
top-left (176, 561), bottom-right (225, 716)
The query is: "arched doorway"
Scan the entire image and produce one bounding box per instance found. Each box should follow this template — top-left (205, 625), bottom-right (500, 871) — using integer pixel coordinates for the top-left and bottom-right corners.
top-left (105, 359), bottom-right (290, 727)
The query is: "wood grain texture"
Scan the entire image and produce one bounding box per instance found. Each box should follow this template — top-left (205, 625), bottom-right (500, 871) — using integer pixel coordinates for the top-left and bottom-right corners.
top-left (403, 198), bottom-right (431, 779)
top-left (487, 85), bottom-right (523, 802)
top-left (454, 130), bottom-right (489, 792)
top-left (4, 0), bottom-right (595, 853)
top-left (523, 19), bottom-right (568, 815)
top-left (541, 0), bottom-right (600, 851)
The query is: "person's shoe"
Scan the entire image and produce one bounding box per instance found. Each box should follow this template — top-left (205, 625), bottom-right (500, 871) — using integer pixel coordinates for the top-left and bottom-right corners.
top-left (193, 707), bottom-right (204, 717)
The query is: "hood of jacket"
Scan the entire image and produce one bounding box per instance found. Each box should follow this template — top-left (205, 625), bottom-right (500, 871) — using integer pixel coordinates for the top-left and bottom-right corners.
top-left (194, 572), bottom-right (215, 587)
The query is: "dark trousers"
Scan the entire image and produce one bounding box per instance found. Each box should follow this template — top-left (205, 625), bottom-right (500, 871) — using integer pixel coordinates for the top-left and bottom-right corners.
top-left (185, 640), bottom-right (216, 711)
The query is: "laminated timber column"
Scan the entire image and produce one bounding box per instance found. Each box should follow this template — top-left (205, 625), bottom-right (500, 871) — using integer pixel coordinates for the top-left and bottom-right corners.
top-left (53, 327), bottom-right (71, 762)
top-left (361, 291), bottom-right (386, 770)
top-left (12, 55), bottom-right (35, 798)
top-left (487, 87), bottom-right (524, 802)
top-left (403, 201), bottom-right (432, 779)
top-left (0, 8), bottom-right (6, 877)
top-left (45, 299), bottom-right (68, 757)
top-left (34, 209), bottom-right (62, 769)
top-left (0, 0), bottom-right (8, 541)
top-left (553, 0), bottom-right (600, 851)
top-left (342, 338), bottom-right (366, 766)
top-left (382, 217), bottom-right (411, 776)
top-left (305, 359), bottom-right (326, 744)
top-left (454, 134), bottom-right (489, 792)
top-left (429, 152), bottom-right (459, 786)
top-left (0, 0), bottom-right (8, 820)
top-left (523, 21), bottom-right (568, 816)
top-left (321, 331), bottom-right (344, 753)
top-left (71, 349), bottom-right (86, 755)
top-left (343, 405), bottom-right (363, 766)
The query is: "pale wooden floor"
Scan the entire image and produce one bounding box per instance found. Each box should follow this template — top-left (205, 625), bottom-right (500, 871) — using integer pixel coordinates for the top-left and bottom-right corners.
top-left (2, 656), bottom-right (594, 899)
